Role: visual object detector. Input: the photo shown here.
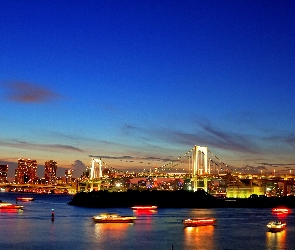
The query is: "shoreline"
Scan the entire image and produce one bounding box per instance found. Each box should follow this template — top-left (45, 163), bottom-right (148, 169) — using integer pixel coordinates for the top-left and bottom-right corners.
top-left (68, 189), bottom-right (295, 208)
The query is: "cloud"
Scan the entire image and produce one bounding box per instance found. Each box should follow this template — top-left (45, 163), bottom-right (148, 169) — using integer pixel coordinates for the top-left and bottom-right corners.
top-left (282, 134), bottom-right (295, 149)
top-left (71, 160), bottom-right (87, 176)
top-left (88, 154), bottom-right (173, 162)
top-left (198, 123), bottom-right (260, 153)
top-left (0, 140), bottom-right (84, 153)
top-left (3, 81), bottom-right (59, 103)
top-left (121, 122), bottom-right (261, 154)
top-left (257, 162), bottom-right (295, 167)
top-left (121, 119), bottom-right (295, 161)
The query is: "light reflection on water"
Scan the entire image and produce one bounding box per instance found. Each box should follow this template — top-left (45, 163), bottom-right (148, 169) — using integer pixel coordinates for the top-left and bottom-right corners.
top-left (94, 223), bottom-right (132, 244)
top-left (0, 193), bottom-right (295, 250)
top-left (184, 225), bottom-right (215, 250)
top-left (266, 230), bottom-right (287, 250)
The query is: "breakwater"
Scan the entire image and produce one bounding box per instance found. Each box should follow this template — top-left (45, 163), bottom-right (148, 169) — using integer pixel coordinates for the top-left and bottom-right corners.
top-left (68, 190), bottom-right (295, 208)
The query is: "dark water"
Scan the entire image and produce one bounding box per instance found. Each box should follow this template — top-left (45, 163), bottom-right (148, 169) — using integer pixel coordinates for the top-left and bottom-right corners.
top-left (0, 192), bottom-right (293, 250)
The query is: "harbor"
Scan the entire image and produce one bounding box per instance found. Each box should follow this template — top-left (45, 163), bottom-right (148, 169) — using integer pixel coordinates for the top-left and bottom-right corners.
top-left (0, 192), bottom-right (294, 250)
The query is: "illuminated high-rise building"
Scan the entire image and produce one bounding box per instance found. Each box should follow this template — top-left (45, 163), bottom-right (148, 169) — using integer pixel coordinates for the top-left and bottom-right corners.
top-left (44, 160), bottom-right (57, 184)
top-left (65, 169), bottom-right (73, 184)
top-left (15, 159), bottom-right (38, 184)
top-left (0, 165), bottom-right (8, 183)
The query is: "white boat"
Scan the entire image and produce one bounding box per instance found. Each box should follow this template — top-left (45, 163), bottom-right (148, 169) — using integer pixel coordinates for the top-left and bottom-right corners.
top-left (267, 221), bottom-right (286, 232)
top-left (93, 213), bottom-right (136, 223)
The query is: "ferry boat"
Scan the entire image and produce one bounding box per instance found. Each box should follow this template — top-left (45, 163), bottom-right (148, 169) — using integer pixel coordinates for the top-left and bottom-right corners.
top-left (267, 221), bottom-right (286, 232)
top-left (183, 218), bottom-right (216, 227)
top-left (0, 202), bottom-right (24, 210)
top-left (16, 197), bottom-right (35, 202)
top-left (131, 205), bottom-right (157, 210)
top-left (272, 208), bottom-right (290, 215)
top-left (93, 213), bottom-right (136, 223)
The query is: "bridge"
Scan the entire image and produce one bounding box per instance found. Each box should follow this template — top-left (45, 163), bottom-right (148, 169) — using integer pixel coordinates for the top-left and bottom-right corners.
top-left (3, 145), bottom-right (293, 196)
top-left (87, 146), bottom-right (220, 192)
top-left (86, 145), bottom-right (295, 197)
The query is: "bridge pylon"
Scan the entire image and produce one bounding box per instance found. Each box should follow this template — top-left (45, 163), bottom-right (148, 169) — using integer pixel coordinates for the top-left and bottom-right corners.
top-left (192, 146), bottom-right (209, 192)
top-left (85, 158), bottom-right (103, 192)
top-left (90, 158), bottom-right (103, 179)
top-left (191, 176), bottom-right (209, 192)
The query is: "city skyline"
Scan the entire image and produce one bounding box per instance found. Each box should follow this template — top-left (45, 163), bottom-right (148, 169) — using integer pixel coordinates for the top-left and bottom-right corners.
top-left (1, 1), bottom-right (295, 178)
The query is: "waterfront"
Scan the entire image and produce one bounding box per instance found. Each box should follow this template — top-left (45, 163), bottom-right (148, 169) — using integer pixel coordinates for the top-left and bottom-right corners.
top-left (0, 193), bottom-right (294, 249)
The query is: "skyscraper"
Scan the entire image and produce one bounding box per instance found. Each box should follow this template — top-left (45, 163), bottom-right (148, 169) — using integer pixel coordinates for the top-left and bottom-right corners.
top-left (15, 159), bottom-right (38, 184)
top-left (0, 165), bottom-right (8, 183)
top-left (65, 169), bottom-right (73, 184)
top-left (44, 160), bottom-right (57, 184)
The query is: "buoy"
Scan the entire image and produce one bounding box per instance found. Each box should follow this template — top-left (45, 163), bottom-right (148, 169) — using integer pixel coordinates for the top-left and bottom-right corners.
top-left (51, 209), bottom-right (55, 221)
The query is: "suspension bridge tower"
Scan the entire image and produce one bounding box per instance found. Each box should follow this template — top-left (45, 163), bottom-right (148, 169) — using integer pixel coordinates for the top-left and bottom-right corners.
top-left (192, 146), bottom-right (210, 192)
top-left (88, 158), bottom-right (103, 191)
top-left (90, 158), bottom-right (103, 179)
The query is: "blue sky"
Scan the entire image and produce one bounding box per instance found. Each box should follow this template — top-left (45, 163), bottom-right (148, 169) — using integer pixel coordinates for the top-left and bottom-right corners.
top-left (1, 1), bottom-right (295, 178)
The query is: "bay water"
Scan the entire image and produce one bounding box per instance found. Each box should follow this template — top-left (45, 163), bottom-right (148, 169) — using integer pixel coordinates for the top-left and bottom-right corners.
top-left (0, 192), bottom-right (293, 250)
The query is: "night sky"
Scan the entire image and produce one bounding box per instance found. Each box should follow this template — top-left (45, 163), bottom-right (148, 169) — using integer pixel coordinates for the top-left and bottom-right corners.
top-left (1, 1), bottom-right (295, 178)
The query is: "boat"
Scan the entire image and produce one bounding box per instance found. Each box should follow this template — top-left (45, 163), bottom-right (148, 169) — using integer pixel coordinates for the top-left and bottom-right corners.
top-left (0, 202), bottom-right (24, 210)
top-left (272, 208), bottom-right (290, 215)
top-left (183, 218), bottom-right (216, 227)
top-left (16, 197), bottom-right (35, 202)
top-left (131, 205), bottom-right (157, 210)
top-left (93, 213), bottom-right (136, 223)
top-left (267, 221), bottom-right (286, 232)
